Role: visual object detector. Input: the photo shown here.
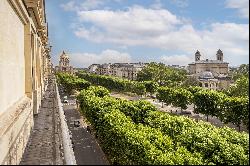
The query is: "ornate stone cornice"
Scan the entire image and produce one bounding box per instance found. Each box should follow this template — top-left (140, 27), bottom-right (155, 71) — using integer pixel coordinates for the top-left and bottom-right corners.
top-left (7, 0), bottom-right (29, 24)
top-left (23, 0), bottom-right (43, 27)
top-left (23, 0), bottom-right (48, 41)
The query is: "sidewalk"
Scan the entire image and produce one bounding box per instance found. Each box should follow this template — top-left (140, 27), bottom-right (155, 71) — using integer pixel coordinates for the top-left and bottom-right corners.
top-left (20, 80), bottom-right (64, 165)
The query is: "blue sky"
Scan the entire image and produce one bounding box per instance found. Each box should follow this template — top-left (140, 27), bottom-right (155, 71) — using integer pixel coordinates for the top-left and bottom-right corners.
top-left (45, 0), bottom-right (249, 68)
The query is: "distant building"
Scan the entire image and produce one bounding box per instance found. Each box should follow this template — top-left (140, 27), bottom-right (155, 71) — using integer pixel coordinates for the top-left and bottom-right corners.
top-left (88, 62), bottom-right (146, 80)
top-left (55, 51), bottom-right (74, 74)
top-left (74, 68), bottom-right (88, 72)
top-left (188, 49), bottom-right (232, 90)
top-left (119, 63), bottom-right (145, 80)
top-left (88, 64), bottom-right (100, 74)
top-left (168, 65), bottom-right (187, 71)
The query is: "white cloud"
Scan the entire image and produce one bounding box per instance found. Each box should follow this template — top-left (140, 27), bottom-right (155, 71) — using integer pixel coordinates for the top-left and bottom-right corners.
top-left (198, 23), bottom-right (249, 62)
top-left (225, 0), bottom-right (249, 19)
top-left (75, 6), bottom-right (184, 46)
top-left (73, 6), bottom-right (248, 65)
top-left (160, 54), bottom-right (193, 66)
top-left (68, 49), bottom-right (131, 68)
top-left (59, 1), bottom-right (249, 66)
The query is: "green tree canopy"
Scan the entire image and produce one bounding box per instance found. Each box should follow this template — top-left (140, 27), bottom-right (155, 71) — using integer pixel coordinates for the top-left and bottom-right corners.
top-left (230, 64), bottom-right (249, 81)
top-left (226, 76), bottom-right (249, 97)
top-left (137, 62), bottom-right (187, 86)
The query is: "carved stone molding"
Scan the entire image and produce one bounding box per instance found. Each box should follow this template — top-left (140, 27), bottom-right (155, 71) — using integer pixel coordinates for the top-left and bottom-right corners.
top-left (0, 96), bottom-right (32, 137)
top-left (23, 0), bottom-right (46, 31)
top-left (7, 0), bottom-right (29, 24)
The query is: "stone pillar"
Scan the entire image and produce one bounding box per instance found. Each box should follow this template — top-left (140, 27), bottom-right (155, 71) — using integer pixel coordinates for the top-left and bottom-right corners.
top-left (24, 22), bottom-right (33, 99)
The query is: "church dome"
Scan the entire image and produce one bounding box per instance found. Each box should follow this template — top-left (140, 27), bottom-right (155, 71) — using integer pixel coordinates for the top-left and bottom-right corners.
top-left (200, 71), bottom-right (214, 79)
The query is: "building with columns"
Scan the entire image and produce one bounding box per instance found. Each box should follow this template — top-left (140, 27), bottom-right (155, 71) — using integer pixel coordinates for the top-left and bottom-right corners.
top-left (188, 50), bottom-right (232, 90)
top-left (55, 51), bottom-right (74, 74)
top-left (0, 0), bottom-right (52, 164)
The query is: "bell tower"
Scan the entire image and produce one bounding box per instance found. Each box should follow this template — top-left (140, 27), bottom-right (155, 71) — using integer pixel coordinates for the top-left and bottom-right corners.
top-left (59, 51), bottom-right (70, 71)
top-left (216, 49), bottom-right (223, 61)
top-left (195, 50), bottom-right (201, 61)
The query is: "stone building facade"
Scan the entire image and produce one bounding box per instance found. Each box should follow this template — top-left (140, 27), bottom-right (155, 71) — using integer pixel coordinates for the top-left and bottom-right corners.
top-left (55, 51), bottom-right (74, 74)
top-left (0, 0), bottom-right (52, 164)
top-left (89, 63), bottom-right (146, 80)
top-left (188, 50), bottom-right (231, 90)
top-left (88, 64), bottom-right (100, 74)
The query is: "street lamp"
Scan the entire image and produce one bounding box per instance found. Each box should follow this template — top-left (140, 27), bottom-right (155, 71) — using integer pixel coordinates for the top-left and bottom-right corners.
top-left (49, 45), bottom-right (52, 52)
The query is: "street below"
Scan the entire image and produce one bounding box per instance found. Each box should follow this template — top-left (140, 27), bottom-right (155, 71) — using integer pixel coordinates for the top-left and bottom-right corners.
top-left (59, 88), bottom-right (109, 165)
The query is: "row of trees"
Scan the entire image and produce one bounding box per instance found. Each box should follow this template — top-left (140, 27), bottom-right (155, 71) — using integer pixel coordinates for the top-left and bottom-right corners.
top-left (157, 86), bottom-right (249, 130)
top-left (57, 72), bottom-right (159, 97)
top-left (76, 71), bottom-right (249, 130)
top-left (56, 72), bottom-right (91, 94)
top-left (77, 72), bottom-right (149, 96)
top-left (77, 86), bottom-right (249, 165)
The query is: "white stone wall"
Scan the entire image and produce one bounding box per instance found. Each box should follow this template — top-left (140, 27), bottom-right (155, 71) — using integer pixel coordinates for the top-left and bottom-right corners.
top-left (0, 0), bottom-right (25, 114)
top-left (0, 0), bottom-right (51, 165)
top-left (0, 97), bottom-right (33, 165)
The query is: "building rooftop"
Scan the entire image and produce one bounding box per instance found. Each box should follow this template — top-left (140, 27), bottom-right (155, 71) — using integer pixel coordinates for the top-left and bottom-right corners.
top-left (189, 59), bottom-right (229, 65)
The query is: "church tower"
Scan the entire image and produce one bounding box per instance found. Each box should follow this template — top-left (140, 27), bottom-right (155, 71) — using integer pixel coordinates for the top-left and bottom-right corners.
top-left (216, 49), bottom-right (223, 61)
top-left (195, 50), bottom-right (201, 61)
top-left (59, 51), bottom-right (70, 71)
top-left (55, 51), bottom-right (74, 74)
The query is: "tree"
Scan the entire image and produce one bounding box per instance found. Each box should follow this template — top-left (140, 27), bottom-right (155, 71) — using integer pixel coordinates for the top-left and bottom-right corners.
top-left (220, 97), bottom-right (249, 131)
top-left (226, 76), bottom-right (249, 97)
top-left (171, 88), bottom-right (192, 112)
top-left (156, 87), bottom-right (174, 108)
top-left (181, 76), bottom-right (200, 88)
top-left (143, 81), bottom-right (159, 96)
top-left (137, 62), bottom-right (187, 86)
top-left (193, 89), bottom-right (225, 121)
top-left (231, 64), bottom-right (249, 81)
top-left (132, 82), bottom-right (146, 97)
